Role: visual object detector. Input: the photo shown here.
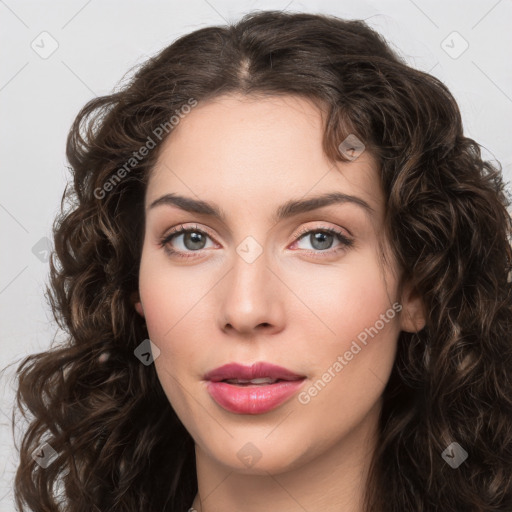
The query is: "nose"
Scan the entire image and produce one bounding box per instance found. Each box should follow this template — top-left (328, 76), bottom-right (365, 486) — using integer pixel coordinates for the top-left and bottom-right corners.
top-left (217, 245), bottom-right (284, 336)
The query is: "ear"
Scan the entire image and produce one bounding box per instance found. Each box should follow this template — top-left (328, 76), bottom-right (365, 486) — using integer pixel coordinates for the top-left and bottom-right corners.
top-left (135, 301), bottom-right (145, 317)
top-left (399, 282), bottom-right (426, 333)
top-left (130, 291), bottom-right (145, 318)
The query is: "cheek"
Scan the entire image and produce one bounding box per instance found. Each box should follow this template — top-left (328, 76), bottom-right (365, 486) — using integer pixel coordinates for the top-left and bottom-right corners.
top-left (138, 253), bottom-right (199, 415)
top-left (291, 259), bottom-right (399, 446)
top-left (288, 249), bottom-right (395, 336)
top-left (290, 250), bottom-right (400, 386)
top-left (138, 247), bottom-right (208, 342)
top-left (137, 247), bottom-right (215, 397)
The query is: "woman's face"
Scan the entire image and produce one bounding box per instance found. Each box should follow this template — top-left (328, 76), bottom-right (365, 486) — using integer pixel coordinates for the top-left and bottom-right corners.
top-left (136, 93), bottom-right (424, 475)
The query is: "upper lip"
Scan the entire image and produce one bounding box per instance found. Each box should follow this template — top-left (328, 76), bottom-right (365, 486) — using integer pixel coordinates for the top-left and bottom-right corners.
top-left (204, 362), bottom-right (305, 382)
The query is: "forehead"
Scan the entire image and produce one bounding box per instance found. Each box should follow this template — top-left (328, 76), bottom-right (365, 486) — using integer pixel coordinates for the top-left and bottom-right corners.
top-left (146, 93), bottom-right (384, 219)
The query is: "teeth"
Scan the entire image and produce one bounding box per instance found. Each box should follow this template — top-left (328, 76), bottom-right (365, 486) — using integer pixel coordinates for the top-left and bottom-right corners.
top-left (225, 377), bottom-right (279, 385)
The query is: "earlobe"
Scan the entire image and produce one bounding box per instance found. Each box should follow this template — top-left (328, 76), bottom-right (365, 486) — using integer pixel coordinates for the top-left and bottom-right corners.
top-left (130, 291), bottom-right (145, 318)
top-left (135, 301), bottom-right (145, 318)
top-left (399, 284), bottom-right (426, 333)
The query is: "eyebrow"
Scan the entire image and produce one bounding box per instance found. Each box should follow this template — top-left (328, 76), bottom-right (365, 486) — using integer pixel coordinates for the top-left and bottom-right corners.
top-left (147, 191), bottom-right (374, 223)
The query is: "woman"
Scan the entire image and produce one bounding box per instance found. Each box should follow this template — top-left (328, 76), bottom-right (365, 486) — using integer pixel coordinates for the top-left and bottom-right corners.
top-left (13, 10), bottom-right (512, 512)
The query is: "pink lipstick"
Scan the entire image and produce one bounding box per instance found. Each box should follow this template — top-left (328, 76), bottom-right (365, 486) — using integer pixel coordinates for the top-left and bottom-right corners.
top-left (204, 362), bottom-right (306, 415)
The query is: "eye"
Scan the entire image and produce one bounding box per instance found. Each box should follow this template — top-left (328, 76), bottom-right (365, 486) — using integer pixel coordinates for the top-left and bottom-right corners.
top-left (290, 225), bottom-right (354, 256)
top-left (159, 223), bottom-right (354, 260)
top-left (159, 224), bottom-right (216, 259)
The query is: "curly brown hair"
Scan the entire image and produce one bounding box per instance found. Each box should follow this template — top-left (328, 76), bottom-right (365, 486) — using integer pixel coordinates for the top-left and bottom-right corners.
top-left (10, 10), bottom-right (512, 512)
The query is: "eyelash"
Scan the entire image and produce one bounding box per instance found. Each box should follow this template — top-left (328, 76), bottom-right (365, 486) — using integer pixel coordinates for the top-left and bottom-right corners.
top-left (159, 224), bottom-right (354, 260)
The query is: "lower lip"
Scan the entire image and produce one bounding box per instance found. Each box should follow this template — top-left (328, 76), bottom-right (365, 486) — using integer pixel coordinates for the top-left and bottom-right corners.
top-left (206, 379), bottom-right (306, 414)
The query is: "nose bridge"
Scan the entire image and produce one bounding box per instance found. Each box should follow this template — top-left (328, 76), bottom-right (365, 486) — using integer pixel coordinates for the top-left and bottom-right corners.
top-left (231, 233), bottom-right (273, 303)
top-left (219, 232), bottom-right (282, 331)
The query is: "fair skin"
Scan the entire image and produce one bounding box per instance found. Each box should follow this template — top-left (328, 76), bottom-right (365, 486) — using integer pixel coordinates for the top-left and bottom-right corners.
top-left (135, 93), bottom-right (425, 512)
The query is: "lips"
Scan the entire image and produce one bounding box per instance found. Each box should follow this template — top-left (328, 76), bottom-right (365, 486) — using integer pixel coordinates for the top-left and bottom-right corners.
top-left (203, 361), bottom-right (305, 383)
top-left (204, 362), bottom-right (306, 415)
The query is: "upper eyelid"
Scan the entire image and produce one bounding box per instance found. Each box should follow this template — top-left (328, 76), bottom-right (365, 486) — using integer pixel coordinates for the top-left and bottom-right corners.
top-left (160, 224), bottom-right (354, 260)
top-left (162, 222), bottom-right (351, 245)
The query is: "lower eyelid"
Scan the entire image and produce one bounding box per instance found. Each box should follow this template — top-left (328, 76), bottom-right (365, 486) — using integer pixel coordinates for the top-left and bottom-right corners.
top-left (163, 230), bottom-right (216, 249)
top-left (163, 229), bottom-right (335, 245)
top-left (291, 232), bottom-right (352, 251)
top-left (161, 226), bottom-right (352, 255)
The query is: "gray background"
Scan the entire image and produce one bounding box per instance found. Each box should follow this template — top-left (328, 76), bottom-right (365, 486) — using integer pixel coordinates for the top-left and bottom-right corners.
top-left (1, 0), bottom-right (511, 508)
